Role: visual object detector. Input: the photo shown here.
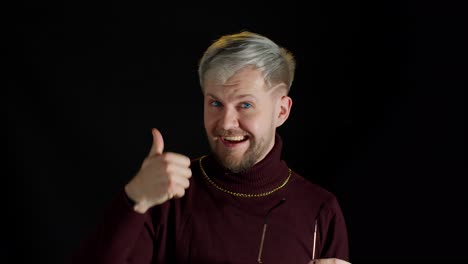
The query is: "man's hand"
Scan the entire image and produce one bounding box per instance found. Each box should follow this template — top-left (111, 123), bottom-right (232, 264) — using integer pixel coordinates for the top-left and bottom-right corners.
top-left (125, 128), bottom-right (192, 213)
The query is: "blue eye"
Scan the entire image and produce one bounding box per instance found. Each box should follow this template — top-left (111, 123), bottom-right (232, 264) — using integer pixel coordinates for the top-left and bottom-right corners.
top-left (210, 101), bottom-right (222, 107)
top-left (241, 102), bottom-right (252, 109)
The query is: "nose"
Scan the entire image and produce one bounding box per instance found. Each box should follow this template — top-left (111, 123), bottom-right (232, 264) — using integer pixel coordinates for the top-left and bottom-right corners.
top-left (219, 107), bottom-right (239, 130)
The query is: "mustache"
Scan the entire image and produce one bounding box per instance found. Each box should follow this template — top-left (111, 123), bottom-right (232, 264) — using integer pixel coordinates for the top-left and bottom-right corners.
top-left (216, 129), bottom-right (249, 137)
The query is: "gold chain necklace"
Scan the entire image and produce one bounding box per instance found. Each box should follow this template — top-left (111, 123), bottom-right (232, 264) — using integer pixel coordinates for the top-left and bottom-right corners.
top-left (198, 155), bottom-right (292, 198)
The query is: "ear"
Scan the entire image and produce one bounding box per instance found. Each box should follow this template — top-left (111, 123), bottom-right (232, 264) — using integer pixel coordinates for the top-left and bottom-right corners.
top-left (275, 95), bottom-right (292, 127)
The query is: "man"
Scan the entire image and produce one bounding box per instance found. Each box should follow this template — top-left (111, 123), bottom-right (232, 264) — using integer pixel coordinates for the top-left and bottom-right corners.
top-left (71, 31), bottom-right (350, 264)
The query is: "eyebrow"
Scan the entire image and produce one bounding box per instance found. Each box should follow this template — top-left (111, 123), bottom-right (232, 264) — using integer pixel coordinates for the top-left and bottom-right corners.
top-left (206, 93), bottom-right (258, 101)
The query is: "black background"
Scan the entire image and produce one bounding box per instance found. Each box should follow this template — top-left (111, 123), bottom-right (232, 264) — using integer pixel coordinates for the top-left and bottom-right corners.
top-left (7, 0), bottom-right (467, 263)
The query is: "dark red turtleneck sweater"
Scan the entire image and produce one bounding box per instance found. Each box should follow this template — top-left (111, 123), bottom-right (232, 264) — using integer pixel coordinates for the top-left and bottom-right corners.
top-left (71, 134), bottom-right (349, 264)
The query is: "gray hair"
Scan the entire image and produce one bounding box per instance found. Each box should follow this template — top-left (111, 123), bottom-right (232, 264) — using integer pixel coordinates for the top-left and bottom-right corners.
top-left (198, 31), bottom-right (296, 93)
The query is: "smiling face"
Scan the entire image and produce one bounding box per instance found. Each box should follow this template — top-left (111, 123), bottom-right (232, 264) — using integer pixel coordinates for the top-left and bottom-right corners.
top-left (203, 66), bottom-right (292, 173)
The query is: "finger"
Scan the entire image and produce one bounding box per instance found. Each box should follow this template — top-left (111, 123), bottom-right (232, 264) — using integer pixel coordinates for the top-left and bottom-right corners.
top-left (170, 174), bottom-right (191, 189)
top-left (161, 152), bottom-right (191, 167)
top-left (171, 186), bottom-right (186, 199)
top-left (167, 190), bottom-right (174, 200)
top-left (164, 163), bottom-right (192, 180)
top-left (149, 128), bottom-right (164, 156)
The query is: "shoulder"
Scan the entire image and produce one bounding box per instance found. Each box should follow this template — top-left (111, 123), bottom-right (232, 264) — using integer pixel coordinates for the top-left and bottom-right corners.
top-left (289, 171), bottom-right (335, 200)
top-left (288, 170), bottom-right (343, 213)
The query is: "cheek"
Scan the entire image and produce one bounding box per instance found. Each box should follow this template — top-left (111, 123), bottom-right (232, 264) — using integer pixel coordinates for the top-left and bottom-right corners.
top-left (204, 111), bottom-right (216, 131)
top-left (241, 114), bottom-right (265, 133)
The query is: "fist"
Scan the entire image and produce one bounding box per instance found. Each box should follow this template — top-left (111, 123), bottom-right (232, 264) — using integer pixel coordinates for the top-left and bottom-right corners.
top-left (125, 128), bottom-right (192, 213)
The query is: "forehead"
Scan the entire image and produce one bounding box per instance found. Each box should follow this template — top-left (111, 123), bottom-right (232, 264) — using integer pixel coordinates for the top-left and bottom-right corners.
top-left (203, 67), bottom-right (268, 97)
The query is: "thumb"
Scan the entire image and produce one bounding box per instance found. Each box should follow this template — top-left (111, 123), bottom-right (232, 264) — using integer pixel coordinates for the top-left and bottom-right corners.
top-left (149, 128), bottom-right (164, 156)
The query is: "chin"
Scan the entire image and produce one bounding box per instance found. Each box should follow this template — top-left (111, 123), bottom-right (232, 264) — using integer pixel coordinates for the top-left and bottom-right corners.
top-left (218, 152), bottom-right (257, 173)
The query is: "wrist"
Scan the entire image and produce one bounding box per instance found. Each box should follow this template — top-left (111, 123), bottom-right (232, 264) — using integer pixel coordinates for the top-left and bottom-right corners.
top-left (124, 181), bottom-right (142, 207)
top-left (123, 187), bottom-right (137, 206)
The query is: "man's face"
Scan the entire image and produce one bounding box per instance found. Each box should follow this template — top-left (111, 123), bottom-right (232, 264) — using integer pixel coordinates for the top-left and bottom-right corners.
top-left (203, 66), bottom-right (291, 172)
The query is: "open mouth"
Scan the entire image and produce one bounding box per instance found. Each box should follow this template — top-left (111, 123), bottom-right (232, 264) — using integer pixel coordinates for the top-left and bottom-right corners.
top-left (220, 135), bottom-right (249, 145)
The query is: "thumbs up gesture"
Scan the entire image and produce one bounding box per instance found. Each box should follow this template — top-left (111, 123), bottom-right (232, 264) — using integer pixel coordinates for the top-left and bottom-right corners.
top-left (125, 128), bottom-right (192, 214)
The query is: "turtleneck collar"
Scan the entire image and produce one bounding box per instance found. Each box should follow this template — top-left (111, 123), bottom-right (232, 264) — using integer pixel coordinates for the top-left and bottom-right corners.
top-left (200, 133), bottom-right (290, 195)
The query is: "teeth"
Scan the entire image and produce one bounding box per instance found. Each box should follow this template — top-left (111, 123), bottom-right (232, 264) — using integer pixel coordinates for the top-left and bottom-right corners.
top-left (224, 136), bottom-right (245, 141)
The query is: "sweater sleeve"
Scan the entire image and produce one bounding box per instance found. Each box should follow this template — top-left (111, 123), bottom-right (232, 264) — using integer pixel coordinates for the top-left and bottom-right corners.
top-left (317, 195), bottom-right (350, 262)
top-left (69, 190), bottom-right (156, 264)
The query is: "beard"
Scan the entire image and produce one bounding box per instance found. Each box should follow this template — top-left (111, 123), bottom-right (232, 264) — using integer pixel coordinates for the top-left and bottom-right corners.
top-left (215, 141), bottom-right (259, 173)
top-left (206, 128), bottom-right (274, 173)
